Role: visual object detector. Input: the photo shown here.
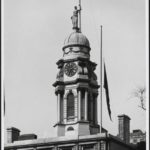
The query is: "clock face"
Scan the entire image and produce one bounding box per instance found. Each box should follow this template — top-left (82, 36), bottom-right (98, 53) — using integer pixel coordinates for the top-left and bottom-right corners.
top-left (64, 62), bottom-right (78, 77)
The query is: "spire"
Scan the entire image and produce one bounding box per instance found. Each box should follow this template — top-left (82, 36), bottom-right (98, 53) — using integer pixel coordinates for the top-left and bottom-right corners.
top-left (71, 0), bottom-right (82, 32)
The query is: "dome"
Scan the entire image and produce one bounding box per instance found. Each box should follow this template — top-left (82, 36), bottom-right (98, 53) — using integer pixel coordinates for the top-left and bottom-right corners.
top-left (63, 31), bottom-right (90, 50)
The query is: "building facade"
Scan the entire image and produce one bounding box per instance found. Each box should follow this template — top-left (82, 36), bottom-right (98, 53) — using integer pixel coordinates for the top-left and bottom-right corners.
top-left (4, 3), bottom-right (139, 150)
top-left (130, 130), bottom-right (146, 144)
top-left (5, 132), bottom-right (136, 150)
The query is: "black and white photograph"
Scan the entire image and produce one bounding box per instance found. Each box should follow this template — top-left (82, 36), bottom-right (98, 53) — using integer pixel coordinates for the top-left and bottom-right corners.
top-left (2, 0), bottom-right (149, 150)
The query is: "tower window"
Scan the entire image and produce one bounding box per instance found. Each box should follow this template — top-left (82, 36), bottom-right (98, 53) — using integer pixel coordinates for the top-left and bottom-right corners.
top-left (67, 92), bottom-right (74, 119)
top-left (67, 127), bottom-right (74, 131)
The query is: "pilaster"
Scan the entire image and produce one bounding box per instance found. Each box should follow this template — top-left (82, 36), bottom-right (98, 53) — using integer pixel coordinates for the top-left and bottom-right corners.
top-left (78, 90), bottom-right (81, 121)
top-left (85, 90), bottom-right (88, 121)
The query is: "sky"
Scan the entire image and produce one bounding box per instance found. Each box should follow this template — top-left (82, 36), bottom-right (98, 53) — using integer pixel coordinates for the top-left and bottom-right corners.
top-left (3, 0), bottom-right (147, 142)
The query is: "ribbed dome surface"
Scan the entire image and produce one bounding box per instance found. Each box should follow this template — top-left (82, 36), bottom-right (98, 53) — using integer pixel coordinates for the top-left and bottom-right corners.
top-left (63, 31), bottom-right (90, 49)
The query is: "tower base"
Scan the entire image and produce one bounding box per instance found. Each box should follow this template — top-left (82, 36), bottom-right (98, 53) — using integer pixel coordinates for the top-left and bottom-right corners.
top-left (54, 121), bottom-right (103, 137)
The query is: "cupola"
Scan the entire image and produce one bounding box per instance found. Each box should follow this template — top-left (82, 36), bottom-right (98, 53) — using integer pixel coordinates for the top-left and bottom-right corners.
top-left (62, 5), bottom-right (91, 60)
top-left (62, 30), bottom-right (91, 59)
top-left (63, 31), bottom-right (90, 50)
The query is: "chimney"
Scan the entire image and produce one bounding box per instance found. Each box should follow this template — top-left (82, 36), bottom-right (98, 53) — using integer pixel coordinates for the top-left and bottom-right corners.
top-left (7, 127), bottom-right (20, 143)
top-left (118, 114), bottom-right (130, 144)
top-left (18, 134), bottom-right (37, 141)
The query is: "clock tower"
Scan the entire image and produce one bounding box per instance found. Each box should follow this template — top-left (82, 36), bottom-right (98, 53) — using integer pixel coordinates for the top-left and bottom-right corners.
top-left (53, 5), bottom-right (100, 137)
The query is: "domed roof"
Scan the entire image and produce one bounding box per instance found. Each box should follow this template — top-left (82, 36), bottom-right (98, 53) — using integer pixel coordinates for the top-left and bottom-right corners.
top-left (63, 31), bottom-right (90, 50)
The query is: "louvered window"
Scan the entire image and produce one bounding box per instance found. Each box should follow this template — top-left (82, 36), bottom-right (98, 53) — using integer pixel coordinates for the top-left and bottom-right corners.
top-left (67, 93), bottom-right (74, 119)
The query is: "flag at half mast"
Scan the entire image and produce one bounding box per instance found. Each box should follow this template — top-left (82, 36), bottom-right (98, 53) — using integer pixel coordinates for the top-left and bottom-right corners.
top-left (103, 63), bottom-right (112, 121)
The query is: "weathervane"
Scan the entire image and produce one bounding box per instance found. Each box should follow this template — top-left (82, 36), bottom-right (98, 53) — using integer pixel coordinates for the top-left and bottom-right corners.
top-left (71, 0), bottom-right (82, 32)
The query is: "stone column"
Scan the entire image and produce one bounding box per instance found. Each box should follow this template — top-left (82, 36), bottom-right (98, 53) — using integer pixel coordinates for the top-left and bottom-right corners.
top-left (85, 90), bottom-right (88, 121)
top-left (64, 96), bottom-right (67, 123)
top-left (90, 98), bottom-right (93, 122)
top-left (75, 93), bottom-right (78, 122)
top-left (94, 97), bottom-right (98, 124)
top-left (57, 93), bottom-right (61, 123)
top-left (78, 90), bottom-right (81, 120)
top-left (60, 95), bottom-right (64, 122)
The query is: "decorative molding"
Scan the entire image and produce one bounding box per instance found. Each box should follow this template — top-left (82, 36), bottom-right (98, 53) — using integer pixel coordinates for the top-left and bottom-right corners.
top-left (53, 79), bottom-right (100, 89)
top-left (62, 44), bottom-right (91, 51)
top-left (56, 57), bottom-right (97, 67)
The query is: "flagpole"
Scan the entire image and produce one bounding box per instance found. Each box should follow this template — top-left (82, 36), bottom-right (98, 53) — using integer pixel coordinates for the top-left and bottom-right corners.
top-left (79, 0), bottom-right (81, 32)
top-left (100, 25), bottom-right (103, 133)
top-left (3, 79), bottom-right (5, 116)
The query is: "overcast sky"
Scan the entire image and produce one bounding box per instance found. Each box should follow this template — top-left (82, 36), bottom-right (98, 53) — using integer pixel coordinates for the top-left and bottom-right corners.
top-left (4, 0), bottom-right (147, 141)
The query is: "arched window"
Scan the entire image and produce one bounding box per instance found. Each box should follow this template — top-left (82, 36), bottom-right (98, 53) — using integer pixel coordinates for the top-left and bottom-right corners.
top-left (67, 92), bottom-right (74, 119)
top-left (67, 126), bottom-right (74, 131)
